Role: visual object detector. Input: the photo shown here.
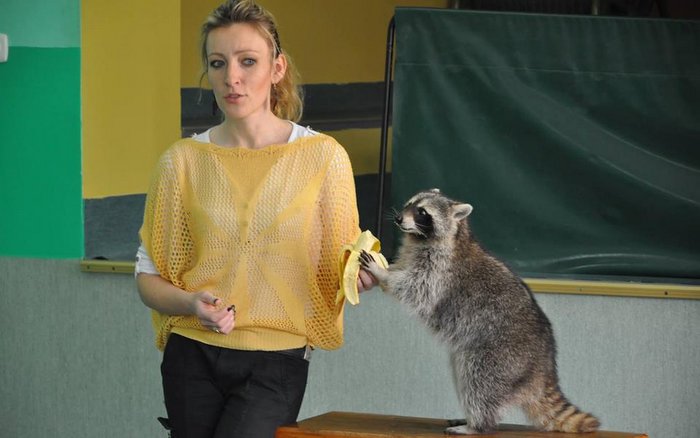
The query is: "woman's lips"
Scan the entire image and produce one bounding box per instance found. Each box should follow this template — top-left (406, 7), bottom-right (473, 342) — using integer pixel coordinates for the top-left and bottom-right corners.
top-left (224, 93), bottom-right (244, 103)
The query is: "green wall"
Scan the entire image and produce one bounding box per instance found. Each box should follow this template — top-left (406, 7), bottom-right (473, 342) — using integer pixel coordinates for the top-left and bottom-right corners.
top-left (0, 1), bottom-right (83, 258)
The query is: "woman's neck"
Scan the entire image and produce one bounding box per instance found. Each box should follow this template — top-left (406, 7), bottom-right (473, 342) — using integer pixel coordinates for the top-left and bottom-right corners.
top-left (212, 114), bottom-right (292, 149)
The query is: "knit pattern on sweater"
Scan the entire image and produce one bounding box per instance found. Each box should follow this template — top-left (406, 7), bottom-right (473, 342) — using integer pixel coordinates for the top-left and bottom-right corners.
top-left (139, 134), bottom-right (359, 351)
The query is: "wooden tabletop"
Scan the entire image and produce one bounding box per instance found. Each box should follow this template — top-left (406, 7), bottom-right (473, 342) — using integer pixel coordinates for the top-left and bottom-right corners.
top-left (276, 411), bottom-right (648, 438)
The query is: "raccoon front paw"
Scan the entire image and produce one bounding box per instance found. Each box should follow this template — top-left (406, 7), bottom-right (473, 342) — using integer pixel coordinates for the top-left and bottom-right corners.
top-left (359, 250), bottom-right (388, 282)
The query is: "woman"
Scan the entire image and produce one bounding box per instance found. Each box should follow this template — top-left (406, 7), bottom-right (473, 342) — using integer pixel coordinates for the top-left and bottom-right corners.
top-left (136, 1), bottom-right (375, 436)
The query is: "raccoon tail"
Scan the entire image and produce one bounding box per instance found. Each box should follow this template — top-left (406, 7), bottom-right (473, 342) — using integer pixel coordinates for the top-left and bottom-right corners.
top-left (526, 382), bottom-right (600, 433)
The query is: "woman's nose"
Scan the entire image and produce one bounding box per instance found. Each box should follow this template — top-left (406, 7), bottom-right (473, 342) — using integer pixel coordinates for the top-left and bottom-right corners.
top-left (225, 65), bottom-right (240, 86)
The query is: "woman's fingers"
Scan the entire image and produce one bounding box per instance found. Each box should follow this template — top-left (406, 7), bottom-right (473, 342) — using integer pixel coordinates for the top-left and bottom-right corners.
top-left (210, 304), bottom-right (236, 334)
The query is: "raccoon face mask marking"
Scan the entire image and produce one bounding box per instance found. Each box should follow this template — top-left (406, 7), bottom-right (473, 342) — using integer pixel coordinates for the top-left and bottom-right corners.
top-left (394, 204), bottom-right (433, 237)
top-left (395, 190), bottom-right (473, 240)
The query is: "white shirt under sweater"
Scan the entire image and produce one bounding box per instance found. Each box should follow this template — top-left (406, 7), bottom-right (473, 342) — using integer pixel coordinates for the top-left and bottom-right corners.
top-left (135, 122), bottom-right (319, 275)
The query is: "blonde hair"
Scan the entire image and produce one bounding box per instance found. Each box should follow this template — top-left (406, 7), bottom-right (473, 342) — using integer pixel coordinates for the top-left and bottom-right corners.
top-left (200, 0), bottom-right (303, 122)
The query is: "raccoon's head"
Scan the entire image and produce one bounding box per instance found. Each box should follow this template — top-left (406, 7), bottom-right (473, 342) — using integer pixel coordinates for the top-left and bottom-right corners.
top-left (394, 188), bottom-right (473, 240)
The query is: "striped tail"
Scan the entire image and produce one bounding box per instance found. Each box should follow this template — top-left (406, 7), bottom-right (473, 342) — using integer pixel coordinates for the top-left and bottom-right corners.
top-left (527, 382), bottom-right (600, 433)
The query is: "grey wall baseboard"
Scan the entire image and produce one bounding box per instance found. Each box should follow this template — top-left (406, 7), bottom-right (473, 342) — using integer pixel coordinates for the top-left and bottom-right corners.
top-left (84, 194), bottom-right (146, 261)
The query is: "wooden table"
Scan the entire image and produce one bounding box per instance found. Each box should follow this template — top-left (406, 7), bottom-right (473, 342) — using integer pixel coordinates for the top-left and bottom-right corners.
top-left (276, 411), bottom-right (648, 438)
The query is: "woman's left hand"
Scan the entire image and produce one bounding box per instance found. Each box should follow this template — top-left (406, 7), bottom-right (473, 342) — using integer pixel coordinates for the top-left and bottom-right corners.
top-left (357, 268), bottom-right (378, 293)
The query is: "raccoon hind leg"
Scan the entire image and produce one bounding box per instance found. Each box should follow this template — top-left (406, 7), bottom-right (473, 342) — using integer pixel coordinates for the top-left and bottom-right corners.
top-left (444, 423), bottom-right (481, 435)
top-left (446, 416), bottom-right (500, 435)
top-left (444, 414), bottom-right (497, 435)
top-left (449, 353), bottom-right (501, 434)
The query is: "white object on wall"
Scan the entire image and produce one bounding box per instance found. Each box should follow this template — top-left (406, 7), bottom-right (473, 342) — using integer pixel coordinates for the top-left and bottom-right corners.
top-left (0, 34), bottom-right (8, 62)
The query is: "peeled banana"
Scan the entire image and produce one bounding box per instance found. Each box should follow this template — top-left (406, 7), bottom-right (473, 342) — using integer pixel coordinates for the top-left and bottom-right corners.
top-left (337, 230), bottom-right (388, 305)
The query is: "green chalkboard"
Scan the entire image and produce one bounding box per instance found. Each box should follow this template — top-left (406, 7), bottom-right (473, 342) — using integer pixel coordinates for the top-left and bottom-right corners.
top-left (391, 9), bottom-right (700, 280)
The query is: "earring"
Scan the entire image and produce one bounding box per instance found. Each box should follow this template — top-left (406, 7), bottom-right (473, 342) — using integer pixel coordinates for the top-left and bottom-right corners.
top-left (271, 83), bottom-right (278, 113)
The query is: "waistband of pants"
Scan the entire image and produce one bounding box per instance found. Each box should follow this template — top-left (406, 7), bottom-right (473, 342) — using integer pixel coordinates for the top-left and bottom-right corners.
top-left (274, 346), bottom-right (307, 359)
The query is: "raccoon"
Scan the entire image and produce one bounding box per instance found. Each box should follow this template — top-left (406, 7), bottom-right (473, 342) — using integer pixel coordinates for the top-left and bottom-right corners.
top-left (360, 189), bottom-right (600, 435)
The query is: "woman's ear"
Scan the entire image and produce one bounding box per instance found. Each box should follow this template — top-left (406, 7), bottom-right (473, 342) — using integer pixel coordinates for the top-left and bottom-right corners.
top-left (272, 53), bottom-right (287, 84)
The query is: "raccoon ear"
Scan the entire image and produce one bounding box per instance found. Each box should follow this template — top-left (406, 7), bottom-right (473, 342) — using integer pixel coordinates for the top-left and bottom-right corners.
top-left (429, 188), bottom-right (440, 193)
top-left (453, 203), bottom-right (473, 220)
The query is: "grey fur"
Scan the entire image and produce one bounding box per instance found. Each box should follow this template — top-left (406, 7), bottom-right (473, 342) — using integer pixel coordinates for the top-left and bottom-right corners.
top-left (360, 189), bottom-right (599, 434)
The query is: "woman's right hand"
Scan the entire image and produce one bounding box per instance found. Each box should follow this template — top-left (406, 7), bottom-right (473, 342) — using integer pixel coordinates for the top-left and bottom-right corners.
top-left (192, 291), bottom-right (236, 335)
top-left (137, 273), bottom-right (236, 334)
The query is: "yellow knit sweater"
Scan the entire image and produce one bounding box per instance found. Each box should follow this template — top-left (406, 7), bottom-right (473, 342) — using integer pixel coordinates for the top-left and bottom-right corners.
top-left (139, 133), bottom-right (360, 351)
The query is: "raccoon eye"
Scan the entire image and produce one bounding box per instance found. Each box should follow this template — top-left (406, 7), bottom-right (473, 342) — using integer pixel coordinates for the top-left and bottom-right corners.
top-left (417, 207), bottom-right (427, 216)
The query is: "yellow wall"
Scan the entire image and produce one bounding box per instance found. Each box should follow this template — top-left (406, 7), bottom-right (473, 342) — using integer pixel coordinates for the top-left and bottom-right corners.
top-left (82, 0), bottom-right (180, 198)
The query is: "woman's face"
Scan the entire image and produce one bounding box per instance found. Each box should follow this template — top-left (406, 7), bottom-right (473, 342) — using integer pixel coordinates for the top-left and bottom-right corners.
top-left (206, 23), bottom-right (285, 122)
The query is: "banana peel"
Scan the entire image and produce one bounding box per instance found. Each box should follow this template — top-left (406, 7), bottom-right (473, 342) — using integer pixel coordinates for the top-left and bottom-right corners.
top-left (337, 230), bottom-right (388, 305)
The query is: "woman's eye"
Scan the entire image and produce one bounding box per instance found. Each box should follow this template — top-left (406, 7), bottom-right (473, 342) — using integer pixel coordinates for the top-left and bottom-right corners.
top-left (242, 58), bottom-right (256, 66)
top-left (209, 59), bottom-right (225, 69)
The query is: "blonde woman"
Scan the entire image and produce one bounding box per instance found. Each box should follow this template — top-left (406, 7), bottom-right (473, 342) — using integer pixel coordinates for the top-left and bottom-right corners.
top-left (136, 1), bottom-right (375, 436)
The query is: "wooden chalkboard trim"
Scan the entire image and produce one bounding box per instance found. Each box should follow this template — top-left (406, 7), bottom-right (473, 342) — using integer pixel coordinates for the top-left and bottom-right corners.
top-left (80, 260), bottom-right (135, 274)
top-left (526, 278), bottom-right (700, 300)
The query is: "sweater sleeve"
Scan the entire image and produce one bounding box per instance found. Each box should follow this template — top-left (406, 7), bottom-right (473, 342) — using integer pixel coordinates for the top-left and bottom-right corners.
top-left (309, 138), bottom-right (361, 349)
top-left (139, 146), bottom-right (194, 288)
top-left (323, 144), bottom-right (361, 270)
top-left (138, 146), bottom-right (194, 350)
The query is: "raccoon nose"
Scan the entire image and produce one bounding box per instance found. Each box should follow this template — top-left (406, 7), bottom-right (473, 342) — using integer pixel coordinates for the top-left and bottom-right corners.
top-left (394, 214), bottom-right (403, 225)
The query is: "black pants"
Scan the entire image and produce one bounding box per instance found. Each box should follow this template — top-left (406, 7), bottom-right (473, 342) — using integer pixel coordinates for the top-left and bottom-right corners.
top-left (161, 334), bottom-right (309, 438)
